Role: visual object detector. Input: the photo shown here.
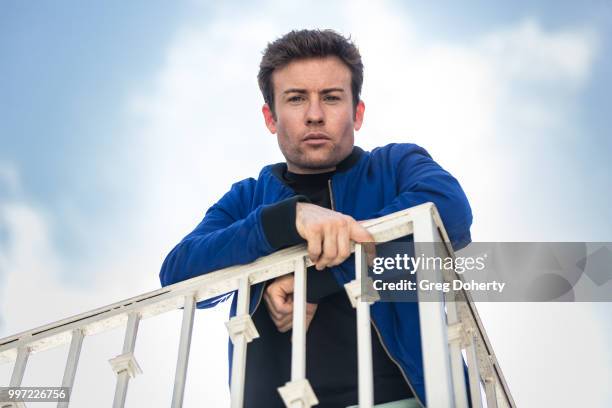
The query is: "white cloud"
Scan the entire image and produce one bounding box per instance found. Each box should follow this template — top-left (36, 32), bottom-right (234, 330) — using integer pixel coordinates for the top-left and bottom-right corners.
top-left (0, 165), bottom-right (106, 334)
top-left (481, 18), bottom-right (597, 83)
top-left (1, 1), bottom-right (609, 407)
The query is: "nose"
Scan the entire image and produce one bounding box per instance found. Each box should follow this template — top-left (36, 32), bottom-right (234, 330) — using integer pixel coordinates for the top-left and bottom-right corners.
top-left (305, 100), bottom-right (324, 126)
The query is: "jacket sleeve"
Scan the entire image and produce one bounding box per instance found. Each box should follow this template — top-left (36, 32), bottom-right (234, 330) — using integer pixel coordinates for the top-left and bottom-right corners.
top-left (370, 144), bottom-right (473, 250)
top-left (159, 178), bottom-right (275, 308)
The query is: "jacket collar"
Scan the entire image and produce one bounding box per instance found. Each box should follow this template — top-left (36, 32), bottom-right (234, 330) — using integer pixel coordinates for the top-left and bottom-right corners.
top-left (270, 146), bottom-right (364, 185)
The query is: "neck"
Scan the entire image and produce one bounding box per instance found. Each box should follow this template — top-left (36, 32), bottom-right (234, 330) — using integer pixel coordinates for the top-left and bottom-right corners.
top-left (286, 165), bottom-right (336, 175)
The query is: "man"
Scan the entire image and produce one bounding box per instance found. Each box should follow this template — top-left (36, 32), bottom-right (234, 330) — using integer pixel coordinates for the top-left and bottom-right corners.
top-left (160, 29), bottom-right (472, 408)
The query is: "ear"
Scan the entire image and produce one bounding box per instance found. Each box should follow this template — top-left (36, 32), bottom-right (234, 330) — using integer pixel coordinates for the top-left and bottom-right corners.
top-left (353, 100), bottom-right (365, 131)
top-left (262, 103), bottom-right (277, 134)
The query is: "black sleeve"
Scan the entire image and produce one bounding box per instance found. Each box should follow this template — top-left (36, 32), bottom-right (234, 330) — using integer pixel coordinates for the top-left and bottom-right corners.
top-left (261, 195), bottom-right (345, 303)
top-left (261, 195), bottom-right (310, 250)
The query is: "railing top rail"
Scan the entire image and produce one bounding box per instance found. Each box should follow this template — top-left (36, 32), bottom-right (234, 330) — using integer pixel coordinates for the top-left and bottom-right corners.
top-left (0, 203), bottom-right (432, 361)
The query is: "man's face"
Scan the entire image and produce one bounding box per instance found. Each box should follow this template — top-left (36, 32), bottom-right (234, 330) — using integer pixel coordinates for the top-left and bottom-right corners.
top-left (262, 56), bottom-right (365, 174)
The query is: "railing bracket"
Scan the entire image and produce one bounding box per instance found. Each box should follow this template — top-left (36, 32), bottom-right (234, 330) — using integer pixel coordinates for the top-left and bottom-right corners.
top-left (278, 378), bottom-right (318, 408)
top-left (225, 315), bottom-right (259, 344)
top-left (109, 352), bottom-right (142, 378)
top-left (344, 278), bottom-right (380, 308)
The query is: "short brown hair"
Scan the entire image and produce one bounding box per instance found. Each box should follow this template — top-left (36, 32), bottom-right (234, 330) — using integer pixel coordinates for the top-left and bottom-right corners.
top-left (257, 29), bottom-right (364, 116)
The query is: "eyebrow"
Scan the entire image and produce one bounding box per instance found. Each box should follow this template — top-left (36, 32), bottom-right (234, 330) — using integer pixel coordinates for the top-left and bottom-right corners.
top-left (282, 88), bottom-right (345, 95)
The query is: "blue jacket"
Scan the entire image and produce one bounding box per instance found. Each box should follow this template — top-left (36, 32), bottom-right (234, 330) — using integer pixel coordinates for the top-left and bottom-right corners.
top-left (159, 143), bottom-right (473, 407)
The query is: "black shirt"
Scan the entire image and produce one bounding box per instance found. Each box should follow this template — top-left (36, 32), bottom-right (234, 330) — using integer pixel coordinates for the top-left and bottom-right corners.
top-left (244, 165), bottom-right (412, 408)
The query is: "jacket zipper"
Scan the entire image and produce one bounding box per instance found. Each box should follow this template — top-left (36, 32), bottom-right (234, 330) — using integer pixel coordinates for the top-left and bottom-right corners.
top-left (328, 179), bottom-right (336, 210)
top-left (370, 318), bottom-right (425, 407)
top-left (250, 281), bottom-right (266, 317)
top-left (328, 177), bottom-right (425, 406)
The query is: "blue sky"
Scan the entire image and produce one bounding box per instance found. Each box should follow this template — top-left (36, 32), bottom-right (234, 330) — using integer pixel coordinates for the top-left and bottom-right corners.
top-left (1, 1), bottom-right (611, 407)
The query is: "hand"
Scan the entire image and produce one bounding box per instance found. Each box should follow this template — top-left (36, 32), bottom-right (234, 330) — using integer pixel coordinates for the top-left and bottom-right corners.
top-left (264, 274), bottom-right (318, 333)
top-left (296, 202), bottom-right (374, 270)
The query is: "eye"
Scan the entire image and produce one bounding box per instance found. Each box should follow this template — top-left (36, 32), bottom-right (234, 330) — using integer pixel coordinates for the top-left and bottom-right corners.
top-left (288, 95), bottom-right (304, 102)
top-left (324, 95), bottom-right (341, 102)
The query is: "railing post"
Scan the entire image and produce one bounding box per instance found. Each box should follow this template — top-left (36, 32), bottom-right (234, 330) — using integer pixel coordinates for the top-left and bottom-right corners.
top-left (5, 348), bottom-right (30, 408)
top-left (484, 377), bottom-right (498, 408)
top-left (9, 346), bottom-right (30, 389)
top-left (57, 329), bottom-right (84, 408)
top-left (226, 276), bottom-right (259, 408)
top-left (171, 293), bottom-right (196, 408)
top-left (344, 243), bottom-right (380, 408)
top-left (413, 206), bottom-right (454, 407)
top-left (465, 331), bottom-right (483, 408)
top-left (278, 257), bottom-right (318, 408)
top-left (356, 244), bottom-right (374, 408)
top-left (445, 302), bottom-right (468, 408)
top-left (290, 258), bottom-right (307, 381)
top-left (109, 312), bottom-right (142, 408)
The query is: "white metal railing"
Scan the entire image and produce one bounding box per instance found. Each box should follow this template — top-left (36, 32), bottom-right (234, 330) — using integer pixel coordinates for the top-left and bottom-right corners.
top-left (0, 203), bottom-right (516, 408)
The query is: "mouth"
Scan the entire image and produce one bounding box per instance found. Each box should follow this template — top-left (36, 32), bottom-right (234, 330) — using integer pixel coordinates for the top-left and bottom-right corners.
top-left (303, 132), bottom-right (331, 146)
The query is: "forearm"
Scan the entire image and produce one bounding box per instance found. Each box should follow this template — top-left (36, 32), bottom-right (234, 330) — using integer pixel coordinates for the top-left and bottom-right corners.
top-left (159, 205), bottom-right (273, 287)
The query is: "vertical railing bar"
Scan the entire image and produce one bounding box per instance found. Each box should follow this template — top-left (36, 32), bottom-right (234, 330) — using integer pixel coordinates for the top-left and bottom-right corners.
top-left (485, 378), bottom-right (498, 408)
top-left (9, 346), bottom-right (30, 387)
top-left (112, 312), bottom-right (141, 408)
top-left (413, 208), bottom-right (454, 407)
top-left (113, 371), bottom-right (130, 408)
top-left (278, 258), bottom-right (317, 407)
top-left (356, 244), bottom-right (374, 408)
top-left (122, 313), bottom-right (140, 354)
top-left (290, 257), bottom-right (307, 381)
top-left (230, 276), bottom-right (251, 408)
top-left (445, 300), bottom-right (468, 408)
top-left (465, 335), bottom-right (483, 408)
top-left (171, 293), bottom-right (196, 408)
top-left (57, 329), bottom-right (84, 408)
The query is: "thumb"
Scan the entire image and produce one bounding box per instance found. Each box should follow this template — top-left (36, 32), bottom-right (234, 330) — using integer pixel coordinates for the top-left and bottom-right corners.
top-left (268, 281), bottom-right (293, 314)
top-left (278, 274), bottom-right (295, 294)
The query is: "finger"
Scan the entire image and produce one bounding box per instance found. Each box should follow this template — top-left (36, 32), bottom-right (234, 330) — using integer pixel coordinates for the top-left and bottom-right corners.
top-left (281, 302), bottom-right (317, 332)
top-left (268, 304), bottom-right (290, 322)
top-left (349, 220), bottom-right (374, 243)
top-left (306, 231), bottom-right (323, 265)
top-left (317, 225), bottom-right (337, 270)
top-left (277, 314), bottom-right (294, 332)
top-left (332, 224), bottom-right (350, 266)
top-left (267, 284), bottom-right (294, 315)
top-left (276, 311), bottom-right (293, 326)
top-left (264, 294), bottom-right (287, 322)
top-left (277, 274), bottom-right (295, 293)
top-left (263, 288), bottom-right (282, 318)
top-left (264, 289), bottom-right (292, 321)
top-left (265, 295), bottom-right (291, 325)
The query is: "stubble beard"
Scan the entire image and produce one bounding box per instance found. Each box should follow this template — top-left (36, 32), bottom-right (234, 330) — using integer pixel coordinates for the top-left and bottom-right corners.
top-left (286, 144), bottom-right (343, 172)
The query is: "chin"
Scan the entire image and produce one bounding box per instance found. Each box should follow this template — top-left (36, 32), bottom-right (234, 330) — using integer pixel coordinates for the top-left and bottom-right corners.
top-left (299, 154), bottom-right (339, 170)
